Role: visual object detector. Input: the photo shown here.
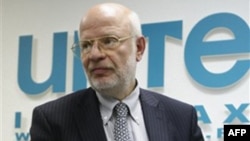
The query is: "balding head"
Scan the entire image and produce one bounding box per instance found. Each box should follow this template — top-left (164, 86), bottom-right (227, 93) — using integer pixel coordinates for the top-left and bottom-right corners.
top-left (76, 3), bottom-right (146, 99)
top-left (79, 3), bottom-right (142, 38)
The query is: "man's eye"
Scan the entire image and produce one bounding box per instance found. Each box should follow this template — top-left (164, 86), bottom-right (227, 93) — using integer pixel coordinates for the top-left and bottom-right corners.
top-left (101, 37), bottom-right (118, 45)
top-left (80, 41), bottom-right (91, 49)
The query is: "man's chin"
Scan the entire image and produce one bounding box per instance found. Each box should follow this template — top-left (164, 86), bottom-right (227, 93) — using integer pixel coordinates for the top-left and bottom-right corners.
top-left (90, 79), bottom-right (117, 91)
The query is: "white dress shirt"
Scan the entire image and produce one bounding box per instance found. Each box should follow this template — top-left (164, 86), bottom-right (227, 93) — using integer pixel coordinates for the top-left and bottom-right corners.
top-left (95, 84), bottom-right (149, 141)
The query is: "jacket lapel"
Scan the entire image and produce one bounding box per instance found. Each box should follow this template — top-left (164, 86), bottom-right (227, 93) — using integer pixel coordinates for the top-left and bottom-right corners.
top-left (73, 88), bottom-right (107, 141)
top-left (140, 89), bottom-right (174, 141)
top-left (71, 88), bottom-right (175, 141)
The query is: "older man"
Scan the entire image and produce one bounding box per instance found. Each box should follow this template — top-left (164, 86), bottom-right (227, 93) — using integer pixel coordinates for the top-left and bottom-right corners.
top-left (30, 3), bottom-right (204, 141)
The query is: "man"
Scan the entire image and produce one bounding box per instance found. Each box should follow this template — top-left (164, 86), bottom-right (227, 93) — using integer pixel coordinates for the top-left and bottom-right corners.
top-left (30, 3), bottom-right (204, 141)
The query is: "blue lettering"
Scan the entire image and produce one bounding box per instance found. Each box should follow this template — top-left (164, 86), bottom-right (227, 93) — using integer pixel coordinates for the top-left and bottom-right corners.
top-left (17, 12), bottom-right (249, 95)
top-left (195, 105), bottom-right (211, 123)
top-left (15, 112), bottom-right (21, 128)
top-left (15, 132), bottom-right (30, 141)
top-left (217, 128), bottom-right (223, 138)
top-left (185, 13), bottom-right (250, 88)
top-left (142, 21), bottom-right (182, 87)
top-left (72, 31), bottom-right (87, 91)
top-left (224, 103), bottom-right (249, 123)
top-left (18, 32), bottom-right (67, 94)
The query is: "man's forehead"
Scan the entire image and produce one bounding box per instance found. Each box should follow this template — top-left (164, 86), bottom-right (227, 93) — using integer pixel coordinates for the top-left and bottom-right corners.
top-left (80, 17), bottom-right (129, 37)
top-left (83, 6), bottom-right (128, 24)
top-left (81, 3), bottom-right (130, 26)
top-left (80, 25), bottom-right (128, 39)
top-left (79, 3), bottom-right (131, 38)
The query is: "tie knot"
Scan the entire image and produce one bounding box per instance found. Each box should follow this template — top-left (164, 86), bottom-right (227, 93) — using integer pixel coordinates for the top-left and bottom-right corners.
top-left (114, 102), bottom-right (128, 117)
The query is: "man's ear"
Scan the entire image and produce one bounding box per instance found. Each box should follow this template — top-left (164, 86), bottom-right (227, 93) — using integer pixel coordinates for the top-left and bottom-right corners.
top-left (136, 36), bottom-right (146, 62)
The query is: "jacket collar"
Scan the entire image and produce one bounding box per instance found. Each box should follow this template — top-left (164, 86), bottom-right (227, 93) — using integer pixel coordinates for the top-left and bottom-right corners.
top-left (72, 88), bottom-right (174, 141)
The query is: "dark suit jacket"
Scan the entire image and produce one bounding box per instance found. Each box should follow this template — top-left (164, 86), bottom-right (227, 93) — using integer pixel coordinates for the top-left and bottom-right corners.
top-left (30, 88), bottom-right (204, 141)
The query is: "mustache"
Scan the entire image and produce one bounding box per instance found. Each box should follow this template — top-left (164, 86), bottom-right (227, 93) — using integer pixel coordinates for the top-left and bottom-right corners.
top-left (88, 64), bottom-right (114, 72)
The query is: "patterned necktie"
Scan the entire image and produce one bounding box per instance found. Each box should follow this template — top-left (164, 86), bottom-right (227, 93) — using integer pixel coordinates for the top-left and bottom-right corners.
top-left (114, 102), bottom-right (131, 141)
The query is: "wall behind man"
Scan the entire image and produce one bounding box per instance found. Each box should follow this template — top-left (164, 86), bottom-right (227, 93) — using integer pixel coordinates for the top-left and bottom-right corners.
top-left (2, 0), bottom-right (249, 141)
top-left (0, 0), bottom-right (3, 139)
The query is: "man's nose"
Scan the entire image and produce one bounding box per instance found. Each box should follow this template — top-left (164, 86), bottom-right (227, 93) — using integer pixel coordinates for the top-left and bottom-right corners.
top-left (87, 41), bottom-right (105, 60)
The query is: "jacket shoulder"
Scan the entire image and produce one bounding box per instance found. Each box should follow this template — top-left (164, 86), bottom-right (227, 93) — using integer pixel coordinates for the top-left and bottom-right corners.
top-left (140, 88), bottom-right (195, 112)
top-left (33, 88), bottom-right (96, 113)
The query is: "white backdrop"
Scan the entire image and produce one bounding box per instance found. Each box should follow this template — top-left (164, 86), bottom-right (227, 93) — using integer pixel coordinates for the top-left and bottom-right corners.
top-left (2, 0), bottom-right (250, 141)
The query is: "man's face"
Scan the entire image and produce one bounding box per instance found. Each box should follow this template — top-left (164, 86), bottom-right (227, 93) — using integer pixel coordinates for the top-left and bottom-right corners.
top-left (79, 14), bottom-right (138, 94)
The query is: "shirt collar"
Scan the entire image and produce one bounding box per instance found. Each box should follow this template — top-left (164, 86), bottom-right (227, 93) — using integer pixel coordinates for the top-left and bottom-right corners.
top-left (95, 84), bottom-right (140, 125)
